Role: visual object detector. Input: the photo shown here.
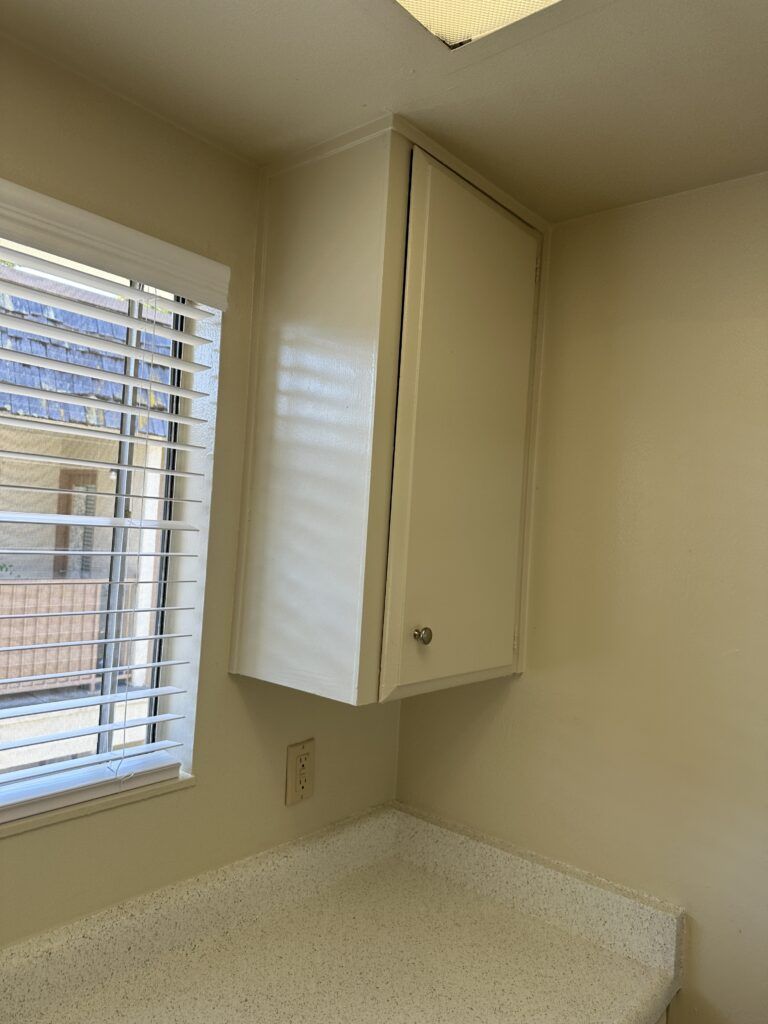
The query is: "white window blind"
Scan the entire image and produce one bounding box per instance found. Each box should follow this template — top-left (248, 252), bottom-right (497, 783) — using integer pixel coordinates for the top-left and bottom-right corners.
top-left (0, 212), bottom-right (223, 825)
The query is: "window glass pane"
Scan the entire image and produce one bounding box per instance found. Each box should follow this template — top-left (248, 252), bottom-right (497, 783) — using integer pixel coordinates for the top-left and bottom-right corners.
top-left (0, 256), bottom-right (182, 778)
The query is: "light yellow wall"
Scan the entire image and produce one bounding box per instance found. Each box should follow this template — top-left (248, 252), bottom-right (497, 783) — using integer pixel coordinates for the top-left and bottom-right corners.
top-left (397, 172), bottom-right (768, 1024)
top-left (0, 37), bottom-right (399, 947)
top-left (3, 35), bottom-right (766, 1023)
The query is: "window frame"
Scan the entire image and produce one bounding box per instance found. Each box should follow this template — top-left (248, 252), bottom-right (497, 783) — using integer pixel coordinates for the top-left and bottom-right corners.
top-left (0, 176), bottom-right (228, 827)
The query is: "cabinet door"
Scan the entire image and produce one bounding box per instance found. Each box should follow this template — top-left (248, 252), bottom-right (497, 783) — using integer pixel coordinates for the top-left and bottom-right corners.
top-left (380, 149), bottom-right (540, 702)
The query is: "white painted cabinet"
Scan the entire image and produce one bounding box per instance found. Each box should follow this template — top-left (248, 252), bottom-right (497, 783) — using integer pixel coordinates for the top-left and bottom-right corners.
top-left (231, 128), bottom-right (541, 704)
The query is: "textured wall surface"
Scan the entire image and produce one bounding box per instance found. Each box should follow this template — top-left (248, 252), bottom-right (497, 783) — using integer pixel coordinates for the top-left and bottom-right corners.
top-left (398, 172), bottom-right (768, 1024)
top-left (0, 38), bottom-right (400, 947)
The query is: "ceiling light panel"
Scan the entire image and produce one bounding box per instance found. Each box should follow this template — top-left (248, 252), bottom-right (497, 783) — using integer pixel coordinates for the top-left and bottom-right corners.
top-left (394, 0), bottom-right (563, 47)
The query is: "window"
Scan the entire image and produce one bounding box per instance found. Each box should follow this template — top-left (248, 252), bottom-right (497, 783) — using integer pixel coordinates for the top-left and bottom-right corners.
top-left (0, 185), bottom-right (226, 825)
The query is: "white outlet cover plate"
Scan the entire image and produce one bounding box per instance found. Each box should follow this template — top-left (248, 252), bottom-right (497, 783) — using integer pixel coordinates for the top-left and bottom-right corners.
top-left (285, 738), bottom-right (315, 806)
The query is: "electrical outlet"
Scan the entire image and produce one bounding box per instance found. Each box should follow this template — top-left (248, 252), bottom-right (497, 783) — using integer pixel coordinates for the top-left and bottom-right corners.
top-left (285, 738), bottom-right (315, 806)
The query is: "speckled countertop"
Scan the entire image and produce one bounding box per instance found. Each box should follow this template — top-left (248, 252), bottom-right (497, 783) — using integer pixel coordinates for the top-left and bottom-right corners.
top-left (1, 807), bottom-right (683, 1023)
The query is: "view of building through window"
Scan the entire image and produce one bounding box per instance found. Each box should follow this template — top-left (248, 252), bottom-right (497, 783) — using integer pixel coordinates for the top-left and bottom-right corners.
top-left (0, 238), bottom-right (212, 796)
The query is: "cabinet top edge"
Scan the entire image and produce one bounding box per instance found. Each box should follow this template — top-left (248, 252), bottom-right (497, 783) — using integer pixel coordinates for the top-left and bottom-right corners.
top-left (259, 114), bottom-right (549, 234)
top-left (392, 116), bottom-right (548, 234)
top-left (260, 115), bottom-right (397, 180)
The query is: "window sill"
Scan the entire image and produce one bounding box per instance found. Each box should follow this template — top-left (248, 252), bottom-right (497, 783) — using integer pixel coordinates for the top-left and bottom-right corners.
top-left (0, 770), bottom-right (195, 840)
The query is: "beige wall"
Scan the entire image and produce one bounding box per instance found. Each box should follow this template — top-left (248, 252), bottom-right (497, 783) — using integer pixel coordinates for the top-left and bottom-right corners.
top-left (398, 172), bottom-right (768, 1024)
top-left (0, 38), bottom-right (399, 946)
top-left (3, 34), bottom-right (767, 1024)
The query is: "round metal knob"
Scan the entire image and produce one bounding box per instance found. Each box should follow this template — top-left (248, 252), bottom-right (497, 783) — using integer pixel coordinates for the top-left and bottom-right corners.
top-left (412, 626), bottom-right (433, 646)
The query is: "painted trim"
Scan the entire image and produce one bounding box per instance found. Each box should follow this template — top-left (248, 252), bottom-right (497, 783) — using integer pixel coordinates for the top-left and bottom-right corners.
top-left (261, 115), bottom-right (549, 233)
top-left (514, 225), bottom-right (550, 672)
top-left (262, 116), bottom-right (396, 178)
top-left (381, 663), bottom-right (518, 703)
top-left (391, 115), bottom-right (548, 232)
top-left (0, 176), bottom-right (230, 309)
top-left (228, 172), bottom-right (268, 677)
top-left (0, 754), bottom-right (180, 827)
top-left (0, 773), bottom-right (195, 840)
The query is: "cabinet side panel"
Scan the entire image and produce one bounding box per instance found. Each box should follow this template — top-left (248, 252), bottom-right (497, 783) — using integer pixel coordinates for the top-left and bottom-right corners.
top-left (232, 135), bottom-right (394, 703)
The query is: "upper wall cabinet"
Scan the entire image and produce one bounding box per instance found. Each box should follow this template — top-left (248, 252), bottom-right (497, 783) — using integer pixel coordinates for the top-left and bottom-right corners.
top-left (231, 129), bottom-right (541, 704)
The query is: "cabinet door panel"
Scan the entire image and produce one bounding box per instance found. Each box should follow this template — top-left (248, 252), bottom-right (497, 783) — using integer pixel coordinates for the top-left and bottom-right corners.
top-left (380, 149), bottom-right (539, 701)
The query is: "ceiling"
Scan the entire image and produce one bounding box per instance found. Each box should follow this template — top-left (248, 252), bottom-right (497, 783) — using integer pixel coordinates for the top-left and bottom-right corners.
top-left (1, 0), bottom-right (766, 221)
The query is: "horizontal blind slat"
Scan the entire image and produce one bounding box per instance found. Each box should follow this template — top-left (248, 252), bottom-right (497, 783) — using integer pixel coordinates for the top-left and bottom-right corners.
top-left (0, 548), bottom-right (197, 557)
top-left (0, 482), bottom-right (201, 503)
top-left (0, 511), bottom-right (197, 531)
top-left (0, 755), bottom-right (181, 822)
top-left (0, 414), bottom-right (205, 452)
top-left (0, 712), bottom-right (183, 753)
top-left (0, 632), bottom-right (192, 655)
top-left (0, 685), bottom-right (185, 721)
top-left (0, 447), bottom-right (204, 479)
top-left (0, 578), bottom-right (197, 587)
top-left (0, 344), bottom-right (207, 401)
top-left (0, 658), bottom-right (188, 687)
top-left (0, 380), bottom-right (205, 427)
top-left (0, 604), bottom-right (193, 622)
top-left (0, 312), bottom-right (209, 374)
top-left (0, 244), bottom-right (213, 320)
top-left (0, 280), bottom-right (207, 346)
top-left (0, 740), bottom-right (182, 786)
